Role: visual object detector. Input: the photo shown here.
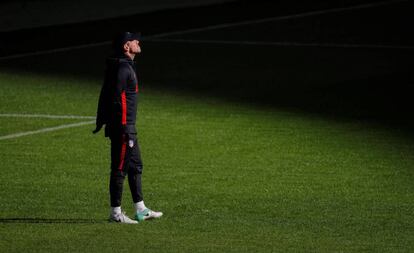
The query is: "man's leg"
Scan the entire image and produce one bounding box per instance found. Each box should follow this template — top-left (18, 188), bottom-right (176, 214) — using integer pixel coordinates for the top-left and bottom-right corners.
top-left (127, 136), bottom-right (163, 221)
top-left (127, 135), bottom-right (144, 203)
top-left (110, 171), bottom-right (125, 208)
top-left (109, 135), bottom-right (127, 207)
top-left (109, 134), bottom-right (137, 224)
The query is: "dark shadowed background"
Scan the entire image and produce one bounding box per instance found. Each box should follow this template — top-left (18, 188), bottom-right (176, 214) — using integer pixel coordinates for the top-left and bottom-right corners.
top-left (1, 0), bottom-right (413, 130)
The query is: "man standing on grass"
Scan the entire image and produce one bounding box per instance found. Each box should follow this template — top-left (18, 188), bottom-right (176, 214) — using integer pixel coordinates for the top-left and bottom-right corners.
top-left (93, 32), bottom-right (163, 224)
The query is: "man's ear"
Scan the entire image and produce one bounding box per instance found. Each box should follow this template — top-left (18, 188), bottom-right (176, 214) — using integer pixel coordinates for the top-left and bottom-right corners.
top-left (123, 42), bottom-right (129, 52)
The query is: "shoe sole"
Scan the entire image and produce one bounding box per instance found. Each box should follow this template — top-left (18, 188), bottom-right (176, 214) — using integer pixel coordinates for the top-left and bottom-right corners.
top-left (108, 218), bottom-right (138, 224)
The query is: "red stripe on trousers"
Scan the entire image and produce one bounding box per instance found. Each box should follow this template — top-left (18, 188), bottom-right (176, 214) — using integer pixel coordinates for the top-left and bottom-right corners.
top-left (121, 91), bottom-right (127, 125)
top-left (118, 139), bottom-right (127, 171)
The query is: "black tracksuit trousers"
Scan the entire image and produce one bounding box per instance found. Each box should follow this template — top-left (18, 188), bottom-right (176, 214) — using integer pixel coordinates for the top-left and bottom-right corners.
top-left (109, 134), bottom-right (143, 207)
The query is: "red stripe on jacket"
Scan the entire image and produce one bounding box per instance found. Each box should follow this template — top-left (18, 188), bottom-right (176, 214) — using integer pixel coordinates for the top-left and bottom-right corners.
top-left (121, 91), bottom-right (127, 125)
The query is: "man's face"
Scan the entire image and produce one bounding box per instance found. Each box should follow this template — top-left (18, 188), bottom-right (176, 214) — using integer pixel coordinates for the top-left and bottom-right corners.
top-left (126, 40), bottom-right (141, 54)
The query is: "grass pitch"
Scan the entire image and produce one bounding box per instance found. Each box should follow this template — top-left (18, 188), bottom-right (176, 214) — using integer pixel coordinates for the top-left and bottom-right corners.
top-left (1, 1), bottom-right (413, 251)
top-left (0, 69), bottom-right (413, 252)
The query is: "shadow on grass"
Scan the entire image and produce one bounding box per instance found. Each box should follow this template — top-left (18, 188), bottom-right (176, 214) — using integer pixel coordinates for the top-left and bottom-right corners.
top-left (0, 0), bottom-right (412, 134)
top-left (0, 39), bottom-right (413, 136)
top-left (0, 218), bottom-right (108, 224)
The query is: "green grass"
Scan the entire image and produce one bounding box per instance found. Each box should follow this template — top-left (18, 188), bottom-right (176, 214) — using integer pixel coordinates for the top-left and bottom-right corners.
top-left (0, 70), bottom-right (413, 253)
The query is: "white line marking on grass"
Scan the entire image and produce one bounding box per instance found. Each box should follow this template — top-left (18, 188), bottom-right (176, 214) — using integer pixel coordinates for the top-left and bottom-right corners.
top-left (0, 120), bottom-right (95, 140)
top-left (149, 0), bottom-right (408, 38)
top-left (0, 0), bottom-right (408, 60)
top-left (145, 38), bottom-right (414, 50)
top-left (0, 113), bottom-right (95, 120)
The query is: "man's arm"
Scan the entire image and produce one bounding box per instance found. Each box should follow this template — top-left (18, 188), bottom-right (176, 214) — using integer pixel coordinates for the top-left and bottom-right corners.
top-left (93, 76), bottom-right (110, 134)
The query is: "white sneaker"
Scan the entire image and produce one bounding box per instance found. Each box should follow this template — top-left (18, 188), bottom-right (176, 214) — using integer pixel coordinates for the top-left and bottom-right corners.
top-left (109, 212), bottom-right (139, 224)
top-left (135, 208), bottom-right (163, 221)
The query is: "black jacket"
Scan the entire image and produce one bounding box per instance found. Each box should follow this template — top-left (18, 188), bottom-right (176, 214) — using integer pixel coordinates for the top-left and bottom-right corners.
top-left (93, 56), bottom-right (139, 137)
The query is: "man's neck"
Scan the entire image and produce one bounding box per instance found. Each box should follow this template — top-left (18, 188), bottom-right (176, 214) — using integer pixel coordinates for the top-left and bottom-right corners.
top-left (125, 52), bottom-right (135, 60)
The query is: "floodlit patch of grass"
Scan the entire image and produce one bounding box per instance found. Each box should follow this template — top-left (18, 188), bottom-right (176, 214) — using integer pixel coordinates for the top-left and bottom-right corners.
top-left (0, 71), bottom-right (413, 252)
